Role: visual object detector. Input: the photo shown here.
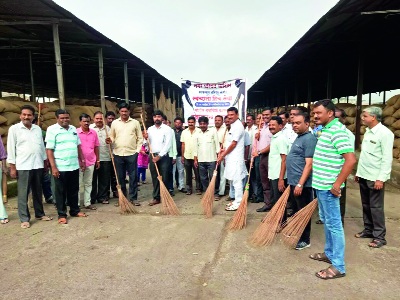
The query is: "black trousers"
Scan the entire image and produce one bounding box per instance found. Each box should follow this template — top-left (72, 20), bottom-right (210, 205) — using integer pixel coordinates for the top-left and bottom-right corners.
top-left (259, 155), bottom-right (271, 204)
top-left (359, 178), bottom-right (386, 241)
top-left (114, 154), bottom-right (138, 201)
top-left (91, 161), bottom-right (112, 203)
top-left (290, 185), bottom-right (313, 244)
top-left (52, 169), bottom-right (80, 218)
top-left (110, 169), bottom-right (117, 195)
top-left (149, 155), bottom-right (171, 200)
top-left (17, 169), bottom-right (45, 222)
top-left (340, 180), bottom-right (347, 223)
top-left (199, 161), bottom-right (217, 194)
top-left (184, 158), bottom-right (201, 192)
top-left (168, 157), bottom-right (174, 191)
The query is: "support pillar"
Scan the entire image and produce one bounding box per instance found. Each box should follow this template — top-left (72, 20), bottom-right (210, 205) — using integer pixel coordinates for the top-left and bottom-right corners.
top-left (29, 51), bottom-right (35, 102)
top-left (98, 48), bottom-right (106, 114)
top-left (327, 69), bottom-right (332, 99)
top-left (355, 53), bottom-right (364, 150)
top-left (307, 80), bottom-right (312, 114)
top-left (124, 62), bottom-right (129, 104)
top-left (383, 91), bottom-right (386, 104)
top-left (141, 71), bottom-right (145, 111)
top-left (52, 23), bottom-right (65, 109)
top-left (152, 78), bottom-right (156, 108)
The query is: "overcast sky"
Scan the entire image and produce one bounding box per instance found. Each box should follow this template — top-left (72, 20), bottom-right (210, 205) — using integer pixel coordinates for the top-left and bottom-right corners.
top-left (54, 0), bottom-right (339, 87)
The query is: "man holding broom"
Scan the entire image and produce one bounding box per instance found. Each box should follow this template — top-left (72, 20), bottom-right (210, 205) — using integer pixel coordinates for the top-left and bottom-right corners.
top-left (286, 112), bottom-right (317, 250)
top-left (310, 99), bottom-right (356, 280)
top-left (193, 116), bottom-right (220, 198)
top-left (217, 107), bottom-right (247, 211)
top-left (144, 110), bottom-right (173, 206)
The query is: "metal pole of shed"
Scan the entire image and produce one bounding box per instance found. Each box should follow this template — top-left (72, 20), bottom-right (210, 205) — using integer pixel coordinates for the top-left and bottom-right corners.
top-left (368, 93), bottom-right (372, 105)
top-left (307, 79), bottom-right (312, 114)
top-left (152, 78), bottom-right (156, 108)
top-left (355, 53), bottom-right (364, 150)
top-left (124, 62), bottom-right (129, 104)
top-left (141, 71), bottom-right (145, 111)
top-left (173, 89), bottom-right (176, 111)
top-left (52, 23), bottom-right (65, 109)
top-left (284, 88), bottom-right (288, 110)
top-left (98, 48), bottom-right (106, 114)
top-left (327, 69), bottom-right (332, 99)
top-left (383, 91), bottom-right (386, 104)
top-left (346, 96), bottom-right (349, 103)
top-left (29, 51), bottom-right (35, 102)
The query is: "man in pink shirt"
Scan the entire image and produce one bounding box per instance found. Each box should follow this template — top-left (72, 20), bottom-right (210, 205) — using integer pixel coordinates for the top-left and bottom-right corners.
top-left (252, 107), bottom-right (273, 212)
top-left (77, 113), bottom-right (100, 210)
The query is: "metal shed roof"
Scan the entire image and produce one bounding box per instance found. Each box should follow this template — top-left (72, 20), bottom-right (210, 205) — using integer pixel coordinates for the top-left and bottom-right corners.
top-left (0, 0), bottom-right (180, 103)
top-left (248, 0), bottom-right (400, 108)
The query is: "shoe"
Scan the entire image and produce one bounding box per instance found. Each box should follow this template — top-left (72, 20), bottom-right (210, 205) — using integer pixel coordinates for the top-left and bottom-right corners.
top-left (186, 190), bottom-right (192, 195)
top-left (295, 241), bottom-right (311, 250)
top-left (131, 200), bottom-right (141, 206)
top-left (316, 219), bottom-right (324, 224)
top-left (142, 181), bottom-right (147, 184)
top-left (149, 199), bottom-right (161, 206)
top-left (196, 190), bottom-right (202, 195)
top-left (45, 196), bottom-right (54, 204)
top-left (256, 205), bottom-right (272, 212)
top-left (179, 188), bottom-right (187, 193)
top-left (214, 195), bottom-right (220, 201)
top-left (169, 190), bottom-right (175, 196)
top-left (84, 205), bottom-right (97, 210)
top-left (112, 192), bottom-right (118, 198)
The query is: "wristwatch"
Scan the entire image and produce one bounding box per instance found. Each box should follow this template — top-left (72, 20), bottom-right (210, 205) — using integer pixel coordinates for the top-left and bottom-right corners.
top-left (257, 150), bottom-right (261, 155)
top-left (296, 183), bottom-right (303, 188)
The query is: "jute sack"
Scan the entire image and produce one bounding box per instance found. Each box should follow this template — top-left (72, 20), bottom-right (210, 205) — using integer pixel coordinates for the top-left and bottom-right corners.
top-left (394, 139), bottom-right (400, 149)
top-left (0, 126), bottom-right (7, 136)
top-left (392, 120), bottom-right (400, 130)
top-left (345, 107), bottom-right (356, 117)
top-left (344, 117), bottom-right (355, 125)
top-left (386, 95), bottom-right (400, 110)
top-left (0, 115), bottom-right (7, 125)
top-left (382, 105), bottom-right (396, 118)
top-left (347, 124), bottom-right (356, 133)
top-left (394, 148), bottom-right (400, 159)
top-left (1, 112), bottom-right (20, 126)
top-left (0, 100), bottom-right (19, 113)
top-left (383, 116), bottom-right (397, 127)
top-left (394, 130), bottom-right (400, 138)
top-left (393, 108), bottom-right (400, 119)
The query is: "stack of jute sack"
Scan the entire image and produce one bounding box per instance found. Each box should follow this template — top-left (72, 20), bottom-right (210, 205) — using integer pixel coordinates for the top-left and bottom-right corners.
top-left (130, 103), bottom-right (153, 129)
top-left (382, 95), bottom-right (400, 159)
top-left (157, 91), bottom-right (176, 123)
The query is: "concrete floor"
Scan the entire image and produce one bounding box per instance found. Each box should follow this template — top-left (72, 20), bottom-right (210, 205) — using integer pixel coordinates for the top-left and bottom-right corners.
top-left (1, 174), bottom-right (400, 300)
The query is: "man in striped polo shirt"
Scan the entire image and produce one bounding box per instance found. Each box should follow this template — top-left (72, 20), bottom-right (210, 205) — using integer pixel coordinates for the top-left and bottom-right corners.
top-left (310, 99), bottom-right (356, 280)
top-left (46, 109), bottom-right (87, 224)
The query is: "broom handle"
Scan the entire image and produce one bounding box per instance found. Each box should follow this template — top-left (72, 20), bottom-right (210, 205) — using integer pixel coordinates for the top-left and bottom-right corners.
top-left (140, 114), bottom-right (161, 177)
top-left (102, 115), bottom-right (122, 187)
top-left (215, 127), bottom-right (228, 171)
top-left (245, 156), bottom-right (254, 185)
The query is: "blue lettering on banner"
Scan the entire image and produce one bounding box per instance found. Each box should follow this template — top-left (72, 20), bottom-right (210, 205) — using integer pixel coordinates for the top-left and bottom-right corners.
top-left (195, 102), bottom-right (230, 107)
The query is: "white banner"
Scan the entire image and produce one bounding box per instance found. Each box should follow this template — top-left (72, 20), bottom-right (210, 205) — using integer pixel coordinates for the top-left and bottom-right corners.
top-left (181, 79), bottom-right (246, 125)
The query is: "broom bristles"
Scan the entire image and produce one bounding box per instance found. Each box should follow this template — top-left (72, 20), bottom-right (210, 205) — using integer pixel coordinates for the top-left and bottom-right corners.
top-left (117, 185), bottom-right (138, 214)
top-left (158, 175), bottom-right (180, 215)
top-left (280, 198), bottom-right (318, 248)
top-left (201, 170), bottom-right (218, 218)
top-left (227, 184), bottom-right (249, 231)
top-left (250, 186), bottom-right (290, 246)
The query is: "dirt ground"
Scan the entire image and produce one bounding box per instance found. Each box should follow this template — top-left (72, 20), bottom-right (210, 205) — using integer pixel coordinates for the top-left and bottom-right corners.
top-left (1, 173), bottom-right (400, 300)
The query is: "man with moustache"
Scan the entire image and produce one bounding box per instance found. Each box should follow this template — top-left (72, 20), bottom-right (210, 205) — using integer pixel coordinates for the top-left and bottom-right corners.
top-left (106, 103), bottom-right (143, 206)
top-left (217, 107), bottom-right (247, 211)
top-left (310, 99), bottom-right (356, 280)
top-left (90, 111), bottom-right (112, 204)
top-left (144, 110), bottom-right (173, 206)
top-left (173, 117), bottom-right (186, 193)
top-left (7, 105), bottom-right (52, 229)
top-left (181, 116), bottom-right (201, 195)
top-left (46, 109), bottom-right (87, 224)
top-left (355, 106), bottom-right (394, 248)
top-left (162, 114), bottom-right (177, 196)
top-left (286, 113), bottom-right (317, 250)
top-left (253, 107), bottom-right (273, 212)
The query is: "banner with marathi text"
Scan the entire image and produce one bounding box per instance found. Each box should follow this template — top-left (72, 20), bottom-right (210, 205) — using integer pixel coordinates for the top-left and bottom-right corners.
top-left (181, 79), bottom-right (246, 125)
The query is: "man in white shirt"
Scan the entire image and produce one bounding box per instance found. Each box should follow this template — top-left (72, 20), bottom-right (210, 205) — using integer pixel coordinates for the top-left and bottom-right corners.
top-left (213, 115), bottom-right (227, 198)
top-left (162, 114), bottom-right (177, 196)
top-left (145, 110), bottom-right (173, 206)
top-left (217, 107), bottom-right (247, 211)
top-left (7, 105), bottom-right (52, 229)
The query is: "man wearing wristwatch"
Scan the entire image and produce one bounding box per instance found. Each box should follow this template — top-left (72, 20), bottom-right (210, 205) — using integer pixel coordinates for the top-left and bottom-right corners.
top-left (144, 110), bottom-right (173, 206)
top-left (286, 113), bottom-right (317, 250)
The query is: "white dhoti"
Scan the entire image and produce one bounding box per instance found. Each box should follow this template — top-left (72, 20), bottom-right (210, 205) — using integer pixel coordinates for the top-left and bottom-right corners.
top-left (224, 159), bottom-right (247, 208)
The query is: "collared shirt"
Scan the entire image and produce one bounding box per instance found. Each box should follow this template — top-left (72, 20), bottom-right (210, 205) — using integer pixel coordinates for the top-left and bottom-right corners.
top-left (45, 124), bottom-right (81, 172)
top-left (194, 128), bottom-right (220, 162)
top-left (7, 122), bottom-right (47, 170)
top-left (257, 123), bottom-right (272, 151)
top-left (214, 124), bottom-right (227, 144)
top-left (181, 127), bottom-right (201, 159)
top-left (77, 128), bottom-right (100, 167)
top-left (356, 122), bottom-right (394, 182)
top-left (286, 131), bottom-right (317, 187)
top-left (109, 117), bottom-right (143, 156)
top-left (268, 131), bottom-right (289, 180)
top-left (147, 123), bottom-right (172, 157)
top-left (89, 124), bottom-right (111, 162)
top-left (281, 123), bottom-right (298, 149)
top-left (168, 127), bottom-right (177, 158)
top-left (312, 118), bottom-right (353, 190)
top-left (174, 128), bottom-right (183, 157)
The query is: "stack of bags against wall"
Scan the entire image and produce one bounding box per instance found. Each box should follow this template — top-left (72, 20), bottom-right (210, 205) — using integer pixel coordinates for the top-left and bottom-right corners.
top-left (130, 103), bottom-right (153, 129)
top-left (382, 95), bottom-right (400, 159)
top-left (0, 97), bottom-right (39, 147)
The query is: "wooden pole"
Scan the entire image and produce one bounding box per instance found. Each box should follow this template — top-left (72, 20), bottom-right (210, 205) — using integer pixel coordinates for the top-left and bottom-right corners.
top-left (29, 50), bottom-right (35, 102)
top-left (98, 48), bottom-right (106, 114)
top-left (141, 71), bottom-right (145, 111)
top-left (124, 62), bottom-right (129, 104)
top-left (52, 23), bottom-right (65, 109)
top-left (355, 52), bottom-right (364, 150)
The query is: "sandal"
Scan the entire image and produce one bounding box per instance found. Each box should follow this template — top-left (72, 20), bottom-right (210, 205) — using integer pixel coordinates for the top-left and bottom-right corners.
top-left (84, 205), bottom-right (97, 210)
top-left (225, 203), bottom-right (238, 211)
top-left (315, 265), bottom-right (346, 280)
top-left (102, 200), bottom-right (110, 204)
top-left (0, 218), bottom-right (9, 224)
top-left (309, 252), bottom-right (332, 264)
top-left (35, 216), bottom-right (53, 221)
top-left (355, 231), bottom-right (373, 238)
top-left (20, 222), bottom-right (30, 229)
top-left (369, 239), bottom-right (387, 248)
top-left (315, 219), bottom-right (324, 224)
top-left (58, 217), bottom-right (68, 224)
top-left (72, 212), bottom-right (87, 217)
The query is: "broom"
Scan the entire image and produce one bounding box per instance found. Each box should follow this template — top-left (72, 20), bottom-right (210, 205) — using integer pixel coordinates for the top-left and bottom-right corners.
top-left (227, 156), bottom-right (254, 230)
top-left (201, 128), bottom-right (228, 218)
top-left (250, 186), bottom-right (290, 246)
top-left (280, 198), bottom-right (318, 248)
top-left (102, 115), bottom-right (137, 214)
top-left (140, 114), bottom-right (180, 216)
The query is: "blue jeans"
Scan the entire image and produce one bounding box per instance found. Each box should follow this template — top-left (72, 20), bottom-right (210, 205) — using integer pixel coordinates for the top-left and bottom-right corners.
top-left (316, 190), bottom-right (346, 273)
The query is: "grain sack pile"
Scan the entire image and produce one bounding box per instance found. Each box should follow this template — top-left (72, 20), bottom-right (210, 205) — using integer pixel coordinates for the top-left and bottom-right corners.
top-left (382, 95), bottom-right (400, 159)
top-left (157, 91), bottom-right (176, 123)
